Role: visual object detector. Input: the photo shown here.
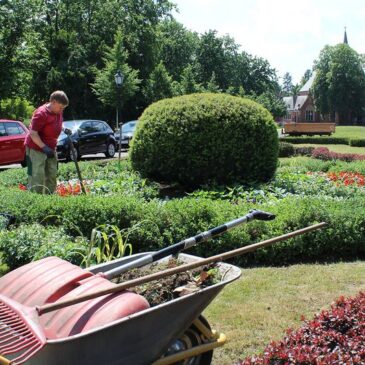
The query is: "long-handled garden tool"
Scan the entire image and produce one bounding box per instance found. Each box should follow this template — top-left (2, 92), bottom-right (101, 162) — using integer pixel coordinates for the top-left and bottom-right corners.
top-left (0, 221), bottom-right (326, 364)
top-left (63, 128), bottom-right (86, 195)
top-left (102, 209), bottom-right (276, 279)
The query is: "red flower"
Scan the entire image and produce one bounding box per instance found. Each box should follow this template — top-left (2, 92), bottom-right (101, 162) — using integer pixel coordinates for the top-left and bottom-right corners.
top-left (19, 184), bottom-right (27, 191)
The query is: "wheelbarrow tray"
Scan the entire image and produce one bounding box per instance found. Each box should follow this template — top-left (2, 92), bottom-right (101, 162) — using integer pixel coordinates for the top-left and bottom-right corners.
top-left (22, 253), bottom-right (241, 365)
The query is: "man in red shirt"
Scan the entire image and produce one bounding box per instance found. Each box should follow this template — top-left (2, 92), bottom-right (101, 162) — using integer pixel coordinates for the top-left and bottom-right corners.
top-left (25, 90), bottom-right (69, 193)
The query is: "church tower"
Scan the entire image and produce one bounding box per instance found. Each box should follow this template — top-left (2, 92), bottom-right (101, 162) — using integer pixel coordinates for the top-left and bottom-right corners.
top-left (343, 27), bottom-right (348, 44)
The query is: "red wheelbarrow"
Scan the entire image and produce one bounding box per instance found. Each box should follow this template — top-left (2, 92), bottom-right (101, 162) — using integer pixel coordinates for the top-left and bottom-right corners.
top-left (0, 211), bottom-right (325, 365)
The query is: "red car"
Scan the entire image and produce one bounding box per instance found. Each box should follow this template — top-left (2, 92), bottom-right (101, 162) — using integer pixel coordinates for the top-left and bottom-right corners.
top-left (0, 119), bottom-right (29, 166)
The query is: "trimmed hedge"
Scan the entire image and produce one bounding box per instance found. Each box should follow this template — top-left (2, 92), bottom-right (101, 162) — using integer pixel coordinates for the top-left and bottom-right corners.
top-left (350, 138), bottom-right (365, 147)
top-left (283, 136), bottom-right (350, 145)
top-left (279, 142), bottom-right (315, 158)
top-left (278, 142), bottom-right (294, 157)
top-left (130, 93), bottom-right (279, 186)
top-left (0, 224), bottom-right (88, 269)
top-left (1, 187), bottom-right (365, 267)
top-left (283, 136), bottom-right (365, 146)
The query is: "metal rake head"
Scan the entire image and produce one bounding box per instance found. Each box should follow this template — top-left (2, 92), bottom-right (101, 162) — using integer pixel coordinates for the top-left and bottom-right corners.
top-left (0, 295), bottom-right (46, 365)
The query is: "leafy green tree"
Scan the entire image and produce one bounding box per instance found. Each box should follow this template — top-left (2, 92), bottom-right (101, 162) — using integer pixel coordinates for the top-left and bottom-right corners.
top-left (204, 72), bottom-right (221, 93)
top-left (92, 31), bottom-right (140, 114)
top-left (0, 0), bottom-right (35, 98)
top-left (282, 72), bottom-right (294, 96)
top-left (157, 19), bottom-right (199, 80)
top-left (300, 69), bottom-right (313, 86)
top-left (253, 91), bottom-right (287, 119)
top-left (144, 61), bottom-right (174, 104)
top-left (178, 65), bottom-right (202, 94)
top-left (312, 44), bottom-right (365, 123)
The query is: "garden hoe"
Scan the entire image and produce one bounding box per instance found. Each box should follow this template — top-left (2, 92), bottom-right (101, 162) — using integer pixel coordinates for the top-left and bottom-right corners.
top-left (101, 209), bottom-right (276, 279)
top-left (0, 221), bottom-right (326, 364)
top-left (63, 128), bottom-right (86, 194)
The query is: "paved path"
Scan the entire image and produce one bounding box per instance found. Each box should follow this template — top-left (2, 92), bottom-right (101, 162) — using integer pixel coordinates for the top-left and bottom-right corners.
top-left (0, 152), bottom-right (128, 171)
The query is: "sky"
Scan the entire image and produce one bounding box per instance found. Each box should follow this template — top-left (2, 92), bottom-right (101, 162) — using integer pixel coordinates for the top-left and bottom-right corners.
top-left (172, 0), bottom-right (365, 85)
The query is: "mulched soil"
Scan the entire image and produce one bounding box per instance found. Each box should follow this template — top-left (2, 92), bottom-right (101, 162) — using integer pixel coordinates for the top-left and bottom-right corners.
top-left (113, 258), bottom-right (221, 306)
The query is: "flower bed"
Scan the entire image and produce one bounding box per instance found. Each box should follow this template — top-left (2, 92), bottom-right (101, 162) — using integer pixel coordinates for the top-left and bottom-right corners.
top-left (237, 291), bottom-right (365, 365)
top-left (312, 147), bottom-right (365, 162)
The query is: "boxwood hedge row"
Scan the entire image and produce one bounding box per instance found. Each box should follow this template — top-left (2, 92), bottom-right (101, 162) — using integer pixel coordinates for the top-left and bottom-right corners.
top-left (282, 136), bottom-right (365, 146)
top-left (1, 187), bottom-right (364, 267)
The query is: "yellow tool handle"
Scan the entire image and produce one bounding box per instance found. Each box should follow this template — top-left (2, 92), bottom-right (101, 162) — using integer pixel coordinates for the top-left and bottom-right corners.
top-left (0, 355), bottom-right (11, 365)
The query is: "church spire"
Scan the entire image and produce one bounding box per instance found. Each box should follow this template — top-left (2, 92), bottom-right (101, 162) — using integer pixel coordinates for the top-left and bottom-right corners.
top-left (343, 27), bottom-right (348, 45)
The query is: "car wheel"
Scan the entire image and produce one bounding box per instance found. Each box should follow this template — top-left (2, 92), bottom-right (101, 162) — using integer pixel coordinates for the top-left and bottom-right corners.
top-left (67, 147), bottom-right (80, 162)
top-left (105, 142), bottom-right (116, 158)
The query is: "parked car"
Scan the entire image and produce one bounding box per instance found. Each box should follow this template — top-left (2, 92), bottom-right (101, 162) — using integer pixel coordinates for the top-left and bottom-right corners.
top-left (114, 120), bottom-right (138, 149)
top-left (57, 120), bottom-right (116, 161)
top-left (0, 119), bottom-right (28, 167)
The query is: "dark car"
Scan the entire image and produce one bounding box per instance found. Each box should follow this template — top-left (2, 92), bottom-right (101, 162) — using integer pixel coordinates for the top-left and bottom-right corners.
top-left (0, 119), bottom-right (28, 167)
top-left (57, 120), bottom-right (116, 161)
top-left (114, 120), bottom-right (138, 150)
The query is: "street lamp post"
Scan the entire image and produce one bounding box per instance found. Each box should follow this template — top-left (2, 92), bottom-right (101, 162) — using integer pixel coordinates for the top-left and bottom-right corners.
top-left (114, 70), bottom-right (124, 169)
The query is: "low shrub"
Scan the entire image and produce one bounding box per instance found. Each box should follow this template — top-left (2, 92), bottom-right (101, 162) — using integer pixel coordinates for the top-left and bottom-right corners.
top-left (283, 136), bottom-right (350, 145)
top-left (293, 145), bottom-right (315, 156)
top-left (312, 147), bottom-right (365, 162)
top-left (0, 224), bottom-right (88, 269)
top-left (349, 138), bottom-right (365, 147)
top-left (278, 142), bottom-right (294, 157)
top-left (131, 93), bottom-right (279, 186)
top-left (238, 291), bottom-right (365, 364)
top-left (2, 183), bottom-right (365, 267)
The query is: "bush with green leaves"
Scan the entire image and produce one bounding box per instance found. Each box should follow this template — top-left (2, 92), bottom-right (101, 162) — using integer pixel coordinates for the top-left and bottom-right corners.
top-left (0, 97), bottom-right (34, 122)
top-left (0, 224), bottom-right (88, 270)
top-left (283, 136), bottom-right (350, 145)
top-left (130, 93), bottom-right (279, 186)
top-left (349, 139), bottom-right (365, 147)
top-left (279, 142), bottom-right (295, 157)
top-left (1, 184), bottom-right (365, 267)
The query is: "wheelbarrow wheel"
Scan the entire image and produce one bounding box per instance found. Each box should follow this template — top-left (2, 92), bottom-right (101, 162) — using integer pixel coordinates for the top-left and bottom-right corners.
top-left (164, 315), bottom-right (213, 365)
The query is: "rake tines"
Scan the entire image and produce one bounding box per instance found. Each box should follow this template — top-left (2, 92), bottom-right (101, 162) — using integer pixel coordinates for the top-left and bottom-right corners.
top-left (0, 296), bottom-right (46, 365)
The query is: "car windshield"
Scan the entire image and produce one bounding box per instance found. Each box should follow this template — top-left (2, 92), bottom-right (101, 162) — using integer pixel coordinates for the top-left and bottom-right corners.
top-left (121, 121), bottom-right (137, 133)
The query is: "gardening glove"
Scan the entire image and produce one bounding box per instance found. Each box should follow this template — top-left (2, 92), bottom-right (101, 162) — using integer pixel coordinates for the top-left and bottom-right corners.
top-left (63, 128), bottom-right (72, 136)
top-left (42, 145), bottom-right (55, 158)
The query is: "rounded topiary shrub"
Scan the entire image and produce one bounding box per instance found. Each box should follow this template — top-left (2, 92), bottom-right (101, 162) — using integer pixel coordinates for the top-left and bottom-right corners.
top-left (130, 93), bottom-right (278, 186)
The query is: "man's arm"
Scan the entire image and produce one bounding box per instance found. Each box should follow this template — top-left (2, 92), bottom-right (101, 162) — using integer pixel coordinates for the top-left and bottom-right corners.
top-left (29, 130), bottom-right (46, 149)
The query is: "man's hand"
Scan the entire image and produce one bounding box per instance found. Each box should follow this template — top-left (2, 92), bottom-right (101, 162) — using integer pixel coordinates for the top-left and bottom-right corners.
top-left (63, 128), bottom-right (72, 136)
top-left (42, 145), bottom-right (55, 158)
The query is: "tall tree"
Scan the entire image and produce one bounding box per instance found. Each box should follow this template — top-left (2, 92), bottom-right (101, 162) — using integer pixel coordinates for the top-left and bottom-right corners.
top-left (92, 30), bottom-right (140, 121)
top-left (157, 19), bottom-right (199, 80)
top-left (312, 44), bottom-right (365, 123)
top-left (300, 69), bottom-right (313, 86)
top-left (0, 0), bottom-right (35, 98)
top-left (144, 61), bottom-right (174, 104)
top-left (282, 72), bottom-right (294, 96)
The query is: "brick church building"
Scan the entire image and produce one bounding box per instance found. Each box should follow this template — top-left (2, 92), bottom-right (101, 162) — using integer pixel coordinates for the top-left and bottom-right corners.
top-left (281, 30), bottom-right (365, 125)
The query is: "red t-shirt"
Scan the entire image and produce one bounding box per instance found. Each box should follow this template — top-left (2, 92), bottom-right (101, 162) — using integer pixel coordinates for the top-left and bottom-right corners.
top-left (25, 104), bottom-right (63, 151)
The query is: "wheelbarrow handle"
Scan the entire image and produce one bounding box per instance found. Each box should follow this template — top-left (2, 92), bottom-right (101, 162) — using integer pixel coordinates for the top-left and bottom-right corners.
top-left (102, 209), bottom-right (275, 279)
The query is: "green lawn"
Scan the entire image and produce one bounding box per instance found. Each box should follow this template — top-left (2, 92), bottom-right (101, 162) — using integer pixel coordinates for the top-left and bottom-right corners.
top-left (332, 126), bottom-right (365, 139)
top-left (296, 143), bottom-right (365, 155)
top-left (204, 261), bottom-right (365, 365)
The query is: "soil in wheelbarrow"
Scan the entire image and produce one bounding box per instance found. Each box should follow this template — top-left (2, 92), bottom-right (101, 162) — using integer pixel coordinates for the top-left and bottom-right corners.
top-left (113, 259), bottom-right (222, 307)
